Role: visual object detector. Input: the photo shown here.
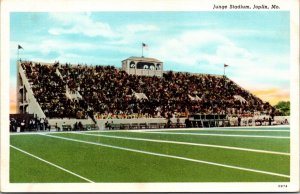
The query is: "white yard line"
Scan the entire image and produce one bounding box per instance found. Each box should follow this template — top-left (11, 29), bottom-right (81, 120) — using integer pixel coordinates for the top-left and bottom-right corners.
top-left (9, 125), bottom-right (290, 135)
top-left (10, 145), bottom-right (95, 183)
top-left (133, 131), bottom-right (290, 139)
top-left (84, 128), bottom-right (289, 133)
top-left (204, 129), bottom-right (289, 132)
top-left (146, 129), bottom-right (289, 132)
top-left (41, 134), bottom-right (290, 179)
top-left (10, 131), bottom-right (53, 135)
top-left (74, 132), bottom-right (289, 156)
top-left (123, 125), bottom-right (290, 132)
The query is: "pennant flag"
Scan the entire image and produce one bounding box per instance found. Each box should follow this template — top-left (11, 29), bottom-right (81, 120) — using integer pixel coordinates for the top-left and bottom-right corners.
top-left (142, 43), bottom-right (149, 50)
top-left (141, 43), bottom-right (149, 57)
top-left (224, 64), bottom-right (229, 67)
top-left (18, 45), bottom-right (23, 49)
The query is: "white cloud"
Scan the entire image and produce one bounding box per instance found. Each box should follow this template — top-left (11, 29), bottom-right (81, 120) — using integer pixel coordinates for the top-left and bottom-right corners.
top-left (48, 13), bottom-right (116, 38)
top-left (125, 24), bottom-right (159, 33)
top-left (10, 38), bottom-right (137, 66)
top-left (151, 30), bottom-right (249, 67)
top-left (147, 29), bottom-right (289, 93)
top-left (216, 44), bottom-right (253, 59)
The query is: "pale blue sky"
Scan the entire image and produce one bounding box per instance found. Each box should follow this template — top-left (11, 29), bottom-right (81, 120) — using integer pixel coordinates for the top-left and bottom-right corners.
top-left (10, 12), bottom-right (290, 95)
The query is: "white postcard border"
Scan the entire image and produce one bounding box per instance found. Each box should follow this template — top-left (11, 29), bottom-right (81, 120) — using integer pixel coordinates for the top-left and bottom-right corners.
top-left (1, 0), bottom-right (299, 192)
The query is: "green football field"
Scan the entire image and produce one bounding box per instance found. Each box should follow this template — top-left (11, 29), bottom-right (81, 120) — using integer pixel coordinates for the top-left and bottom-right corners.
top-left (10, 126), bottom-right (290, 183)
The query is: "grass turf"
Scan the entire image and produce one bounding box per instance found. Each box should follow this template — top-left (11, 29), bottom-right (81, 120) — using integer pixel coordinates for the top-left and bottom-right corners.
top-left (85, 130), bottom-right (290, 152)
top-left (10, 147), bottom-right (84, 183)
top-left (10, 127), bottom-right (290, 183)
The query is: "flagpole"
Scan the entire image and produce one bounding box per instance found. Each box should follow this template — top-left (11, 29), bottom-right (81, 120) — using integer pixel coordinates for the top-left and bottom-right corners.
top-left (223, 64), bottom-right (228, 77)
top-left (17, 45), bottom-right (24, 61)
top-left (223, 65), bottom-right (226, 89)
top-left (141, 43), bottom-right (143, 57)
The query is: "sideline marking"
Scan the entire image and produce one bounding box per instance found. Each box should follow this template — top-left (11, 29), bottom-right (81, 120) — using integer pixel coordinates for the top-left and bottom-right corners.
top-left (9, 125), bottom-right (290, 135)
top-left (124, 125), bottom-right (290, 132)
top-left (134, 131), bottom-right (290, 139)
top-left (74, 132), bottom-right (289, 156)
top-left (10, 145), bottom-right (94, 183)
top-left (141, 129), bottom-right (290, 132)
top-left (41, 134), bottom-right (290, 179)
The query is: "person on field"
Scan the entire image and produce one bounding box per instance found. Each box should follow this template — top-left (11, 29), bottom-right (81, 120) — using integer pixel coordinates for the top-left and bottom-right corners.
top-left (237, 116), bottom-right (241, 126)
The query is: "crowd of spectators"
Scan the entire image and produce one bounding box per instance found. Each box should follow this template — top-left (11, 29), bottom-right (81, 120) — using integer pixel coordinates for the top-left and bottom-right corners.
top-left (9, 116), bottom-right (91, 132)
top-left (21, 61), bottom-right (87, 119)
top-left (59, 63), bottom-right (273, 118)
top-left (10, 117), bottom-right (49, 132)
top-left (21, 61), bottom-right (274, 119)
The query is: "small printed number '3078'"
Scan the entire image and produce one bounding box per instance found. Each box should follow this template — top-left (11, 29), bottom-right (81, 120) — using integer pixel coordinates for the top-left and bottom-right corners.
top-left (278, 185), bottom-right (288, 188)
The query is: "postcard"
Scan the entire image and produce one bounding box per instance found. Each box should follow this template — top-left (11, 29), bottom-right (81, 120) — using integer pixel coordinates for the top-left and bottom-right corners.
top-left (1, 0), bottom-right (299, 192)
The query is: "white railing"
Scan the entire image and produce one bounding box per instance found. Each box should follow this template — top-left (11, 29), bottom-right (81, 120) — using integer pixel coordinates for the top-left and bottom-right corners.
top-left (96, 117), bottom-right (185, 130)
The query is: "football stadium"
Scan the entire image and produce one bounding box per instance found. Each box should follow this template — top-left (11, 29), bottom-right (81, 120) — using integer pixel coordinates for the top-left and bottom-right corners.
top-left (9, 56), bottom-right (290, 183)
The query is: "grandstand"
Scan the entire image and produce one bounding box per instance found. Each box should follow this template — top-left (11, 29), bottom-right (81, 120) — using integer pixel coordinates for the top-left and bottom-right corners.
top-left (15, 57), bottom-right (278, 131)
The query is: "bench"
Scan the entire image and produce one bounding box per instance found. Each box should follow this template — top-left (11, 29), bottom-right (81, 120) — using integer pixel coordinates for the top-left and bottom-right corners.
top-left (62, 125), bottom-right (72, 131)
